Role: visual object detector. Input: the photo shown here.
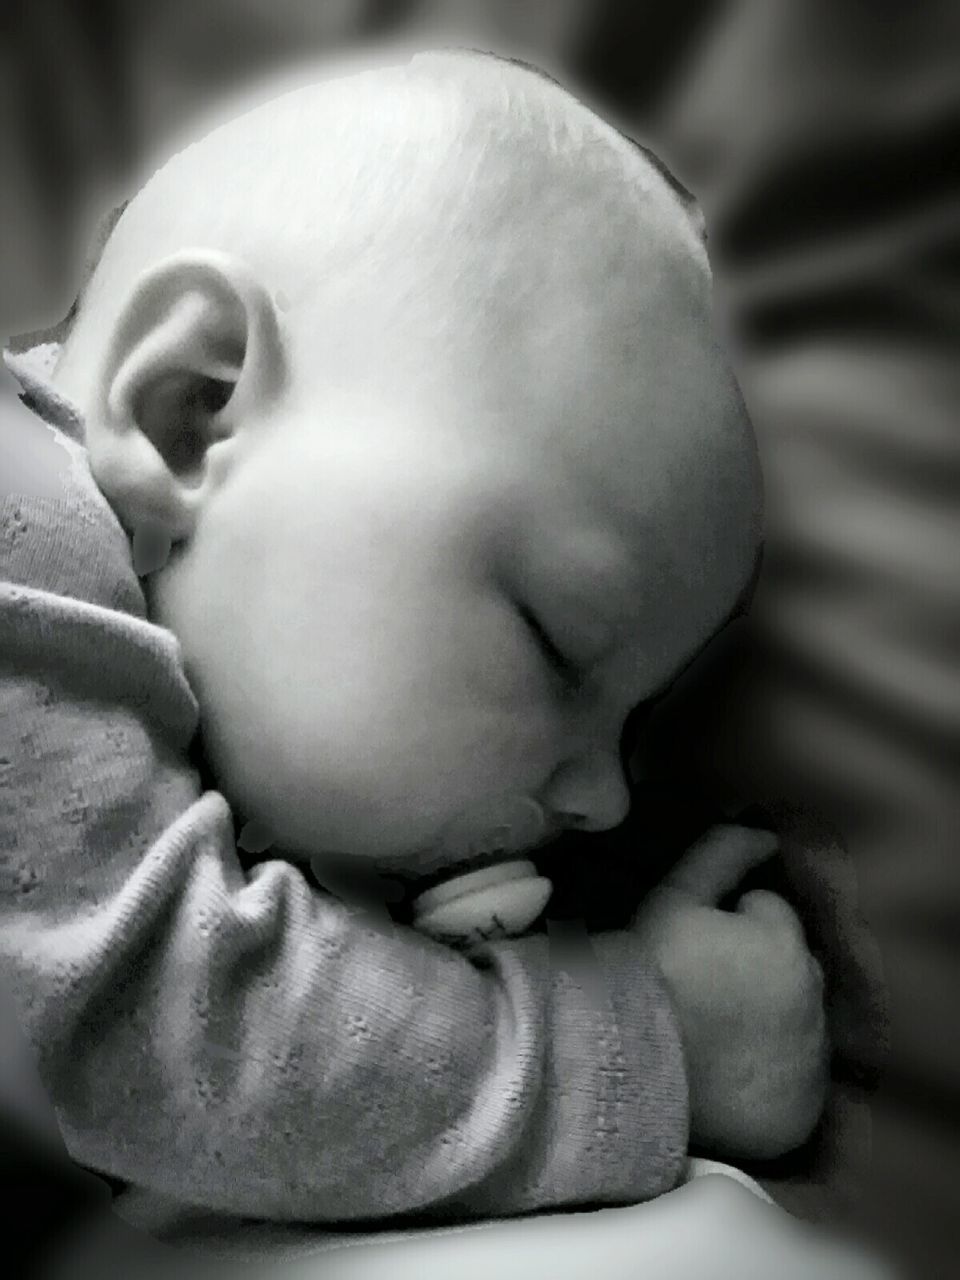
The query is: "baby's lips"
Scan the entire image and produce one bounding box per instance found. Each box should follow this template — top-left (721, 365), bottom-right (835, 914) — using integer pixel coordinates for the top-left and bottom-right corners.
top-left (421, 795), bottom-right (549, 874)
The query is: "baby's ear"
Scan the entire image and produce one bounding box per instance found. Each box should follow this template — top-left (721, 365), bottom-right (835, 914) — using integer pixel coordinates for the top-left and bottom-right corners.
top-left (86, 250), bottom-right (285, 544)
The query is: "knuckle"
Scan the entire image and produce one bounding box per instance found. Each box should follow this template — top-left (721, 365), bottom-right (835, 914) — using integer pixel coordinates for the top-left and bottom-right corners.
top-left (771, 1079), bottom-right (826, 1154)
top-left (784, 935), bottom-right (818, 980)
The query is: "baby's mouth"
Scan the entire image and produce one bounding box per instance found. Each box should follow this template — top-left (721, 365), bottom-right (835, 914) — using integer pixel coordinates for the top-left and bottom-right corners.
top-left (410, 855), bottom-right (554, 945)
top-left (405, 795), bottom-right (563, 898)
top-left (411, 848), bottom-right (529, 897)
top-left (310, 797), bottom-right (560, 915)
top-left (407, 798), bottom-right (560, 945)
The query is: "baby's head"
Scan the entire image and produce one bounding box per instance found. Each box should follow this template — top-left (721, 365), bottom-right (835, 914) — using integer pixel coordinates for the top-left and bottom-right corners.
top-left (54, 50), bottom-right (760, 881)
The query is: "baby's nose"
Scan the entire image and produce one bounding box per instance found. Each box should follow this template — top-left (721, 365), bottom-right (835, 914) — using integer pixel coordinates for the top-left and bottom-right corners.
top-left (544, 750), bottom-right (631, 834)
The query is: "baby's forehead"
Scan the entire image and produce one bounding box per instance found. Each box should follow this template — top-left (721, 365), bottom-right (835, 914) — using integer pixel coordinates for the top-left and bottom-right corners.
top-left (400, 51), bottom-right (692, 215)
top-left (466, 51), bottom-right (701, 212)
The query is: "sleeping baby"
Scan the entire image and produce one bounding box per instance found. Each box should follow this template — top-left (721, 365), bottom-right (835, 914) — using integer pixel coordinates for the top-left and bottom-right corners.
top-left (0, 48), bottom-right (827, 1236)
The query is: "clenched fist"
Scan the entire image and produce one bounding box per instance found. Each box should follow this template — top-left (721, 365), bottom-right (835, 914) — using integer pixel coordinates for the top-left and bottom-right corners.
top-left (634, 825), bottom-right (829, 1160)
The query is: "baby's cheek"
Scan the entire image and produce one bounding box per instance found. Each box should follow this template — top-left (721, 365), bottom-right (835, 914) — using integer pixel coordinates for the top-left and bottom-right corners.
top-left (453, 602), bottom-right (554, 708)
top-left (342, 653), bottom-right (563, 850)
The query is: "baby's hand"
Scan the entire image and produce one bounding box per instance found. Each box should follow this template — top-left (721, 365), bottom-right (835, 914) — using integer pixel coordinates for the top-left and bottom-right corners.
top-left (633, 825), bottom-right (829, 1160)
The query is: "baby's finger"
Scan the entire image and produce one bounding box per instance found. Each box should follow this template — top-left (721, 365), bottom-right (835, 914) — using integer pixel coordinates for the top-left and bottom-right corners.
top-left (735, 889), bottom-right (806, 944)
top-left (659, 824), bottom-right (779, 905)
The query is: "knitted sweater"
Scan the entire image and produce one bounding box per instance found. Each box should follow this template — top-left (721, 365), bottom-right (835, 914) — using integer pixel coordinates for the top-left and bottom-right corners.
top-left (0, 348), bottom-right (687, 1225)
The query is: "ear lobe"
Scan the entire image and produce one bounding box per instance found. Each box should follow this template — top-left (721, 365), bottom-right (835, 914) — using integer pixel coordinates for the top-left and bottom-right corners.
top-left (88, 250), bottom-right (284, 542)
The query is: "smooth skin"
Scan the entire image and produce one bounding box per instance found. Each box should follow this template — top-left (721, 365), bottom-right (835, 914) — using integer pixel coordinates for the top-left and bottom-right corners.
top-left (635, 824), bottom-right (829, 1159)
top-left (58, 53), bottom-right (758, 873)
top-left (57, 51), bottom-right (821, 1160)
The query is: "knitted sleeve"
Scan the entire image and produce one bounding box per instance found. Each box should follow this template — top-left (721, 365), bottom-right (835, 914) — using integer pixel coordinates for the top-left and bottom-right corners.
top-left (0, 375), bottom-right (688, 1223)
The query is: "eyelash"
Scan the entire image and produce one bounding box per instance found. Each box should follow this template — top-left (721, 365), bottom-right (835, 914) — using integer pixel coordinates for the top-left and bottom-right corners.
top-left (517, 604), bottom-right (579, 685)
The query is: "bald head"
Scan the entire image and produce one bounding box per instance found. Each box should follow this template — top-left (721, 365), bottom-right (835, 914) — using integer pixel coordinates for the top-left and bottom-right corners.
top-left (51, 49), bottom-right (760, 867)
top-left (58, 48), bottom-right (752, 600)
top-left (57, 51), bottom-right (707, 399)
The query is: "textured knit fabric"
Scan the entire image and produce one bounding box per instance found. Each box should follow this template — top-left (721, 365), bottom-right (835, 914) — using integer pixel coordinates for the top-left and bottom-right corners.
top-left (0, 350), bottom-right (688, 1225)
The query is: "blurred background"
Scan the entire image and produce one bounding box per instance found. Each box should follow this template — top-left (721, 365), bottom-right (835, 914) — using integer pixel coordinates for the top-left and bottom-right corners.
top-left (2, 2), bottom-right (960, 1277)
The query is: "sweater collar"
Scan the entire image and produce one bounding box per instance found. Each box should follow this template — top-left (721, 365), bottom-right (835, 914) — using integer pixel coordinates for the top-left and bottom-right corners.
top-left (2, 342), bottom-right (85, 444)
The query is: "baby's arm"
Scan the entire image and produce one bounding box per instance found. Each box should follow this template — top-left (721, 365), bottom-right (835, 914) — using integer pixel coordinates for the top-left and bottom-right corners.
top-left (0, 411), bottom-right (688, 1223)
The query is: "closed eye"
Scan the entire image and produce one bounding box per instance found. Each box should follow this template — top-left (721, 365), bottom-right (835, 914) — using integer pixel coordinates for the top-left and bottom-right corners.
top-left (516, 603), bottom-right (580, 685)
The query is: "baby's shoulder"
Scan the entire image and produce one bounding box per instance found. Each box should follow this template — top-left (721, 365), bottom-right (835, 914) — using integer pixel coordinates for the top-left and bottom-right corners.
top-left (1, 358), bottom-right (144, 616)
